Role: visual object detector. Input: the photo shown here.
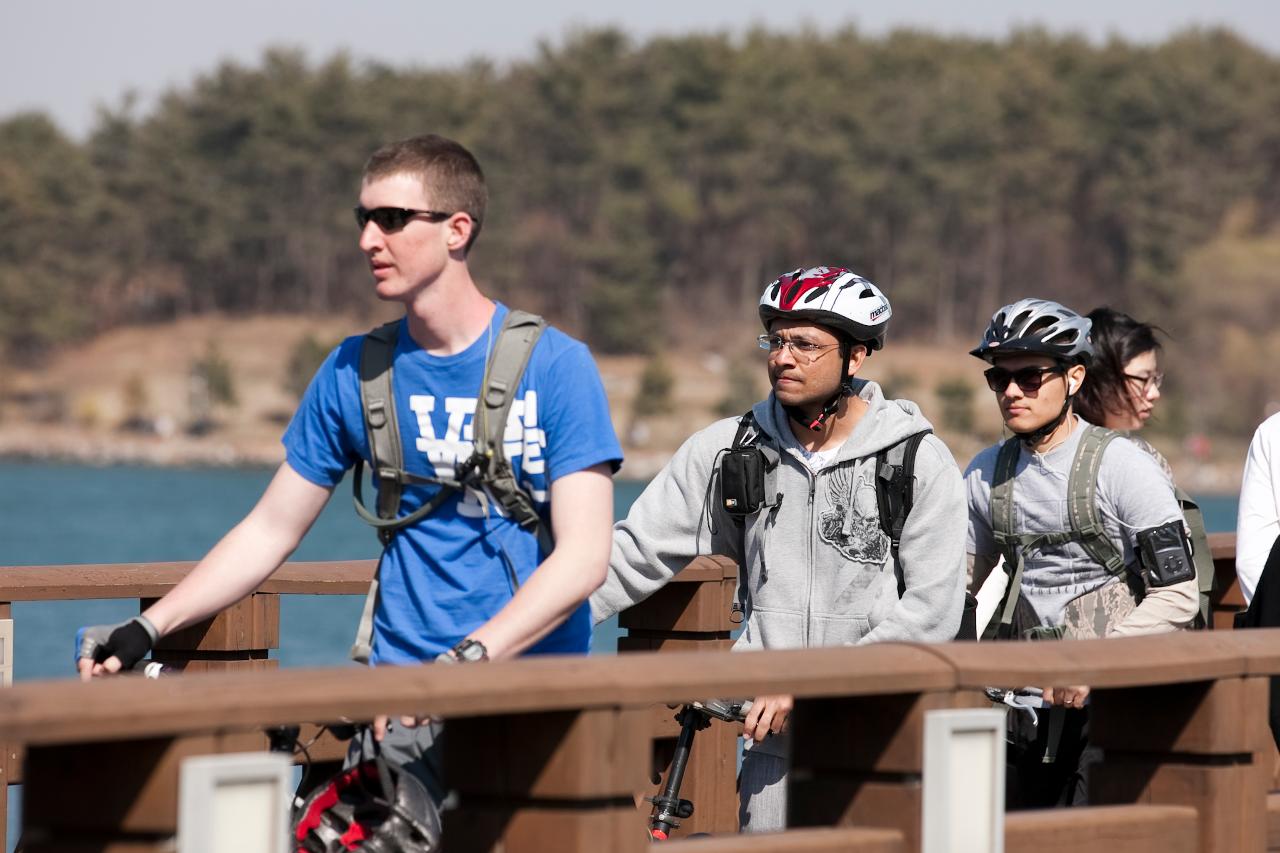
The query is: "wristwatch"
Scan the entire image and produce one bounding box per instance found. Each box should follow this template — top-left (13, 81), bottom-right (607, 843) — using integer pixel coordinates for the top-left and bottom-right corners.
top-left (438, 637), bottom-right (489, 664)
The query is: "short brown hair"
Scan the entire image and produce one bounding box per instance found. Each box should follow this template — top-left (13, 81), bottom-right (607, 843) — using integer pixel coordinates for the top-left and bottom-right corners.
top-left (363, 134), bottom-right (487, 252)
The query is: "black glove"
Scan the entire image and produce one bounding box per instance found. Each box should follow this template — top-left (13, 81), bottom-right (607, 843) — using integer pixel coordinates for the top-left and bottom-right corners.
top-left (77, 616), bottom-right (159, 671)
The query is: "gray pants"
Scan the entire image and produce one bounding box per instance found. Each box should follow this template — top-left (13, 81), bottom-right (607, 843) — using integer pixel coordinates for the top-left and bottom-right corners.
top-left (738, 736), bottom-right (789, 833)
top-left (346, 719), bottom-right (450, 807)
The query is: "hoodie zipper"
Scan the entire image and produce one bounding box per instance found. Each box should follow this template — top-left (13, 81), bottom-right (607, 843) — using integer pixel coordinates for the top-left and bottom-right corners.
top-left (803, 467), bottom-right (817, 648)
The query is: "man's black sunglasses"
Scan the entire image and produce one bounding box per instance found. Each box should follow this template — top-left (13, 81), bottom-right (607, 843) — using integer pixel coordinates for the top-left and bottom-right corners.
top-left (353, 206), bottom-right (454, 232)
top-left (983, 365), bottom-right (1065, 393)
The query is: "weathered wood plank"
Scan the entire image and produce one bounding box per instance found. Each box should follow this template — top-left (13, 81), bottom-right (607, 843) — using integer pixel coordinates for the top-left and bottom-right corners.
top-left (0, 645), bottom-right (955, 746)
top-left (1006, 805), bottom-right (1198, 853)
top-left (661, 827), bottom-right (904, 852)
top-left (0, 561), bottom-right (377, 599)
top-left (914, 629), bottom-right (1280, 689)
top-left (0, 555), bottom-right (727, 601)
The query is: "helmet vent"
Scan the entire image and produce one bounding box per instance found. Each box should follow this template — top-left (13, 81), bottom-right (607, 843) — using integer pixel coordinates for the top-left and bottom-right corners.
top-left (803, 285), bottom-right (830, 303)
top-left (859, 287), bottom-right (874, 298)
top-left (1046, 329), bottom-right (1078, 346)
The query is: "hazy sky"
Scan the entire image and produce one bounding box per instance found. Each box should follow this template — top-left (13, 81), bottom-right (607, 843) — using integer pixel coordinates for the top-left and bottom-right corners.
top-left (4, 0), bottom-right (1277, 138)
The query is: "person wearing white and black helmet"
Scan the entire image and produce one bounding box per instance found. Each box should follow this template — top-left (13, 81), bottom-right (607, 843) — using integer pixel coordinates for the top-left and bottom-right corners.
top-left (592, 266), bottom-right (969, 833)
top-left (964, 298), bottom-right (1198, 809)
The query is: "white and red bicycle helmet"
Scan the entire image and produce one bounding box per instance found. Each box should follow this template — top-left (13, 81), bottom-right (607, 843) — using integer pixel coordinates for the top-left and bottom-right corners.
top-left (759, 267), bottom-right (891, 351)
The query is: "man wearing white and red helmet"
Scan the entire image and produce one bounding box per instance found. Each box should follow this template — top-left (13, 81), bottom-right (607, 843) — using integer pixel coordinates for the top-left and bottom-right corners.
top-left (592, 266), bottom-right (969, 833)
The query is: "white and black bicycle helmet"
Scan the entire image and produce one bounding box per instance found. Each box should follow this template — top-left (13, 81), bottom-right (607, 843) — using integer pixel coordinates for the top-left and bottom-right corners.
top-left (759, 267), bottom-right (891, 351)
top-left (970, 298), bottom-right (1094, 364)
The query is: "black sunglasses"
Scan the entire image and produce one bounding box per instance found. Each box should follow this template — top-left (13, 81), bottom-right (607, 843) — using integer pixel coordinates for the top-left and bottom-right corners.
top-left (983, 365), bottom-right (1065, 393)
top-left (353, 206), bottom-right (454, 232)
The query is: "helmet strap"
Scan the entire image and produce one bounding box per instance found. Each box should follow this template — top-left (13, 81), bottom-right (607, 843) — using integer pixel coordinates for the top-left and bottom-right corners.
top-left (787, 344), bottom-right (855, 433)
top-left (1013, 393), bottom-right (1074, 447)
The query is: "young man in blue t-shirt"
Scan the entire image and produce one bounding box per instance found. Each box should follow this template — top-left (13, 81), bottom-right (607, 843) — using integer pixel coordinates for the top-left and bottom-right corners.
top-left (77, 135), bottom-right (623, 790)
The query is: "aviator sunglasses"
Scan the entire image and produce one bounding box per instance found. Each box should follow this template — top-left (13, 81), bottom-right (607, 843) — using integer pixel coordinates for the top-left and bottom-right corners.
top-left (353, 206), bottom-right (455, 232)
top-left (983, 364), bottom-right (1065, 393)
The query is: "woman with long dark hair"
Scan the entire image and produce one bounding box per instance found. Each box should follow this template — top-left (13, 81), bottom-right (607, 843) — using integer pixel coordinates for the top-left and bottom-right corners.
top-left (1075, 308), bottom-right (1163, 429)
top-left (1076, 307), bottom-right (1168, 475)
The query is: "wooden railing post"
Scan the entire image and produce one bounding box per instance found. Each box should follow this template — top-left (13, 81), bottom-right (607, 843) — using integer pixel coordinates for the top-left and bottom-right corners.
top-left (143, 591), bottom-right (279, 672)
top-left (444, 708), bottom-right (651, 853)
top-left (1090, 675), bottom-right (1270, 851)
top-left (616, 555), bottom-right (739, 838)
top-left (1209, 534), bottom-right (1246, 630)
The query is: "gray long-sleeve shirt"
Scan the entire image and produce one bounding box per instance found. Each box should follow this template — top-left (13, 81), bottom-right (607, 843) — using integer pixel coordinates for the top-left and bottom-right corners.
top-left (965, 416), bottom-right (1198, 635)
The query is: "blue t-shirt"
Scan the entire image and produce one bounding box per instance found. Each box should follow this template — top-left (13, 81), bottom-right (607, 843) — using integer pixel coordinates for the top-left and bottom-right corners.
top-left (283, 303), bottom-right (623, 664)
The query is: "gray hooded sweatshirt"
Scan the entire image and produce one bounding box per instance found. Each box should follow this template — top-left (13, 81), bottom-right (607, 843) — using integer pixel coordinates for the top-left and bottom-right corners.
top-left (592, 379), bottom-right (968, 658)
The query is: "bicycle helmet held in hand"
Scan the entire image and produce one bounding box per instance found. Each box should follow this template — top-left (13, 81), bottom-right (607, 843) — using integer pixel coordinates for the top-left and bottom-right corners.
top-left (970, 298), bottom-right (1093, 364)
top-left (294, 757), bottom-right (441, 853)
top-left (759, 267), bottom-right (891, 351)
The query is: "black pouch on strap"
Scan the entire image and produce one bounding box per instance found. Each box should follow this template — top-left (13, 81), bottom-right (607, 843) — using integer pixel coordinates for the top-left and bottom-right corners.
top-left (720, 447), bottom-right (768, 516)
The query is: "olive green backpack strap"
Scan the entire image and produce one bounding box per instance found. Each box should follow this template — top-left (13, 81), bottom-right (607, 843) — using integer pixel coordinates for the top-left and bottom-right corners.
top-left (1176, 485), bottom-right (1216, 628)
top-left (1065, 425), bottom-right (1125, 577)
top-left (985, 437), bottom-right (1025, 640)
top-left (470, 309), bottom-right (552, 555)
top-left (349, 320), bottom-right (404, 664)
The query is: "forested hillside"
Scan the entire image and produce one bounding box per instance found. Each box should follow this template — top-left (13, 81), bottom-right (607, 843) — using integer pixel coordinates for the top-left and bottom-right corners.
top-left (3, 26), bottom-right (1280, 436)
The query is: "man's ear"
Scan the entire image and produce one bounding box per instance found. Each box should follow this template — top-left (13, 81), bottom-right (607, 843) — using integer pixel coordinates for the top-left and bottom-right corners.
top-left (1066, 363), bottom-right (1087, 395)
top-left (445, 213), bottom-right (475, 253)
top-left (847, 343), bottom-right (869, 377)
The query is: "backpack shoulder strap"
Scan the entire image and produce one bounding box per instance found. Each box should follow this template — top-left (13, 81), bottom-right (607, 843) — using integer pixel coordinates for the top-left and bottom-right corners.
top-left (472, 310), bottom-right (546, 463)
top-left (989, 437), bottom-right (1022, 551)
top-left (875, 429), bottom-right (932, 597)
top-left (985, 437), bottom-right (1024, 641)
top-left (470, 310), bottom-right (551, 553)
top-left (1066, 424), bottom-right (1126, 576)
top-left (350, 320), bottom-right (403, 665)
top-left (1175, 484), bottom-right (1216, 628)
top-left (356, 320), bottom-right (407, 540)
top-left (731, 410), bottom-right (761, 449)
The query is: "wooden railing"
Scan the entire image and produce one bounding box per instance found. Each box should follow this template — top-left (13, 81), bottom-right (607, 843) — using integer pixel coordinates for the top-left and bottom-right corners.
top-left (0, 532), bottom-right (1274, 853)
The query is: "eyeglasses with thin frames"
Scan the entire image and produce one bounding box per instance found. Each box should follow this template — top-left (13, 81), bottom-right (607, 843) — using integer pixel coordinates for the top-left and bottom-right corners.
top-left (1123, 371), bottom-right (1164, 395)
top-left (353, 206), bottom-right (455, 232)
top-left (757, 334), bottom-right (840, 364)
top-left (983, 365), bottom-right (1065, 393)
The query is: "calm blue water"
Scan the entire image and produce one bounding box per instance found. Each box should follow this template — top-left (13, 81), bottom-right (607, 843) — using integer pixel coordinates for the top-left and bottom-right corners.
top-left (0, 461), bottom-right (1241, 849)
top-left (0, 461), bottom-right (648, 850)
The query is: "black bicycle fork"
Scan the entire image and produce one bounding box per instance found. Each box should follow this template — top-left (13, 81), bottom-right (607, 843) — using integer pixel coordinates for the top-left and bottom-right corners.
top-left (647, 699), bottom-right (751, 842)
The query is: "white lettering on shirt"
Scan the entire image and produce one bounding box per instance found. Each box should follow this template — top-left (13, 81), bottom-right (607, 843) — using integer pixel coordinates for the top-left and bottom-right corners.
top-left (409, 391), bottom-right (547, 517)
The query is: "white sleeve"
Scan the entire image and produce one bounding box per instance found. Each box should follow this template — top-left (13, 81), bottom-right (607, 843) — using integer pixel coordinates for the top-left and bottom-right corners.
top-left (1237, 416), bottom-right (1280, 603)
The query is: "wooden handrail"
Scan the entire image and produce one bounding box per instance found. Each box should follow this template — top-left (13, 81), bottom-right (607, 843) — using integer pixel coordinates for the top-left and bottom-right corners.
top-left (5, 629), bottom-right (1280, 748)
top-left (0, 643), bottom-right (954, 745)
top-left (0, 553), bottom-right (735, 601)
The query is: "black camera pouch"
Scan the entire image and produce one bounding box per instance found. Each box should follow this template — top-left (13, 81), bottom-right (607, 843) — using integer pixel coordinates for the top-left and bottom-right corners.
top-left (720, 447), bottom-right (768, 516)
top-left (1136, 520), bottom-right (1196, 588)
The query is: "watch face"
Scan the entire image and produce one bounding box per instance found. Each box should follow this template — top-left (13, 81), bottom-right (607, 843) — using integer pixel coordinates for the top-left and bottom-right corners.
top-left (454, 638), bottom-right (488, 662)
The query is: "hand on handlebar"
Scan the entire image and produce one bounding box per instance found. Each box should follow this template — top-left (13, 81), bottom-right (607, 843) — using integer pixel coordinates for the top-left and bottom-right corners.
top-left (743, 694), bottom-right (793, 742)
top-left (76, 616), bottom-right (158, 681)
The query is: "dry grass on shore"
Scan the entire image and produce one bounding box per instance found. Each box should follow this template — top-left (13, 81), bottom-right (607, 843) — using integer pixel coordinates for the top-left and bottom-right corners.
top-left (0, 314), bottom-right (1245, 491)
